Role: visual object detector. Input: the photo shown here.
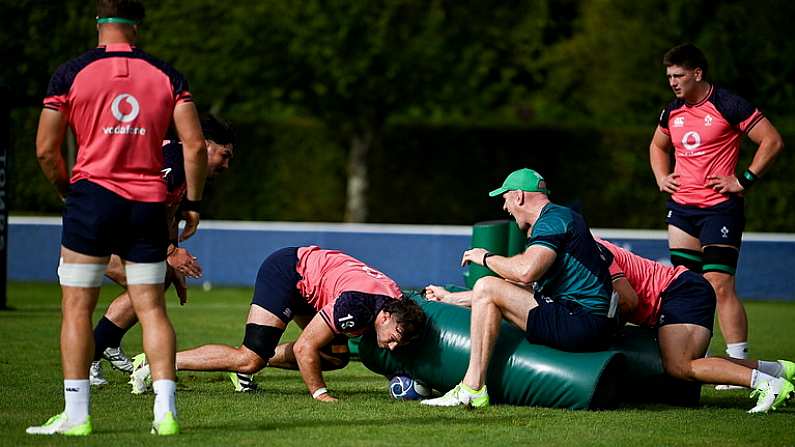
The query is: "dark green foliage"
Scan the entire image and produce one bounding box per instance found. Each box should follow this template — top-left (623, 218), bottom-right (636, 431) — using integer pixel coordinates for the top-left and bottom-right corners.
top-left (11, 114), bottom-right (795, 230)
top-left (6, 0), bottom-right (795, 228)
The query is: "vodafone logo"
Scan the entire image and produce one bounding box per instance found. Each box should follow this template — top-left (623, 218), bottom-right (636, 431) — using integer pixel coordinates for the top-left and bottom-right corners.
top-left (681, 131), bottom-right (701, 151)
top-left (110, 94), bottom-right (140, 122)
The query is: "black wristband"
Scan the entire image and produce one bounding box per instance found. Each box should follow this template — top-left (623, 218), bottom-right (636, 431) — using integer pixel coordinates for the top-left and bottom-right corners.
top-left (180, 199), bottom-right (201, 213)
top-left (483, 252), bottom-right (496, 269)
top-left (737, 168), bottom-right (758, 190)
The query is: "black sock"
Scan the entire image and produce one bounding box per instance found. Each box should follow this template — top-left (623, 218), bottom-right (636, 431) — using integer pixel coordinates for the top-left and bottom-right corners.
top-left (93, 316), bottom-right (129, 361)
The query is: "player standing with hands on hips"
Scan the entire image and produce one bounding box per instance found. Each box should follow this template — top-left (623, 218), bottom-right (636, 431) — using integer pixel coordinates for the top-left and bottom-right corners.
top-left (28, 0), bottom-right (207, 436)
top-left (649, 43), bottom-right (783, 368)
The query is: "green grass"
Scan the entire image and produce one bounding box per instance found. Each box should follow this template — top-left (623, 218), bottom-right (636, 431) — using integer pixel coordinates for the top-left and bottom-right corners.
top-left (1, 282), bottom-right (794, 446)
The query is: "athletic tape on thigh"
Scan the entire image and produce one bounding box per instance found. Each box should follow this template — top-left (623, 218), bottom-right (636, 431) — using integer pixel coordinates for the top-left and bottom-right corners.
top-left (57, 258), bottom-right (106, 287)
top-left (243, 323), bottom-right (284, 361)
top-left (125, 261), bottom-right (167, 285)
top-left (701, 246), bottom-right (739, 275)
top-left (670, 248), bottom-right (703, 273)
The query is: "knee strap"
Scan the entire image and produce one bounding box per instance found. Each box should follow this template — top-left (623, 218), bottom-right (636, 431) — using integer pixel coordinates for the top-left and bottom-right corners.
top-left (58, 258), bottom-right (105, 287)
top-left (670, 248), bottom-right (703, 273)
top-left (702, 246), bottom-right (739, 275)
top-left (243, 323), bottom-right (284, 362)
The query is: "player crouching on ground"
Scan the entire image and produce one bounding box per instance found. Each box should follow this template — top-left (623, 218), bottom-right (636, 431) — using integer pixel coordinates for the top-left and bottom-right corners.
top-left (597, 238), bottom-right (794, 413)
top-left (90, 114), bottom-right (235, 386)
top-left (130, 246), bottom-right (427, 401)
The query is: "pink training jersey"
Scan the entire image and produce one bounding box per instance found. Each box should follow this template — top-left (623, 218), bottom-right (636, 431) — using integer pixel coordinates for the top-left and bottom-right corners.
top-left (596, 238), bottom-right (688, 327)
top-left (295, 246), bottom-right (403, 335)
top-left (657, 85), bottom-right (764, 208)
top-left (43, 43), bottom-right (193, 202)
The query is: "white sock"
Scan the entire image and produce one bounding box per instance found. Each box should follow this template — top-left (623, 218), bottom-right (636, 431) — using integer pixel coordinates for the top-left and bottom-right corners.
top-left (726, 342), bottom-right (748, 359)
top-left (750, 370), bottom-right (776, 390)
top-left (757, 360), bottom-right (784, 378)
top-left (64, 379), bottom-right (90, 424)
top-left (152, 380), bottom-right (177, 422)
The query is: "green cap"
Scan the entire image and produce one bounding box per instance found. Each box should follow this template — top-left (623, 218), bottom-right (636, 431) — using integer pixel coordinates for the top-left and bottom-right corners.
top-left (488, 168), bottom-right (549, 197)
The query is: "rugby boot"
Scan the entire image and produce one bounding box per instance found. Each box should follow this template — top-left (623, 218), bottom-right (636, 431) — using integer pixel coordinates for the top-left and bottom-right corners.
top-left (89, 361), bottom-right (108, 386)
top-left (748, 377), bottom-right (795, 413)
top-left (151, 411), bottom-right (180, 436)
top-left (103, 346), bottom-right (134, 373)
top-left (421, 382), bottom-right (489, 408)
top-left (26, 413), bottom-right (92, 436)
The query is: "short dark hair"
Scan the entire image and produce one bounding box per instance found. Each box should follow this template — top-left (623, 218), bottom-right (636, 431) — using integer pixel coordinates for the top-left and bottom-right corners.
top-left (201, 114), bottom-right (236, 146)
top-left (383, 298), bottom-right (427, 346)
top-left (663, 43), bottom-right (708, 76)
top-left (97, 0), bottom-right (145, 23)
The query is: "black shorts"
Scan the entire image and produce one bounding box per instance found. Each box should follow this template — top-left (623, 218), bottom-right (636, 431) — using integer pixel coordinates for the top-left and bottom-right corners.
top-left (666, 196), bottom-right (745, 247)
top-left (61, 180), bottom-right (168, 263)
top-left (525, 295), bottom-right (615, 352)
top-left (658, 271), bottom-right (716, 332)
top-left (251, 247), bottom-right (314, 323)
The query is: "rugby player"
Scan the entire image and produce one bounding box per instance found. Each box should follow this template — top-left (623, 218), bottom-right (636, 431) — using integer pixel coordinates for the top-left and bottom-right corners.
top-left (27, 0), bottom-right (206, 436)
top-left (90, 115), bottom-right (235, 386)
top-left (421, 168), bottom-right (615, 408)
top-left (649, 43), bottom-right (784, 363)
top-left (597, 238), bottom-right (794, 413)
top-left (130, 246), bottom-right (427, 402)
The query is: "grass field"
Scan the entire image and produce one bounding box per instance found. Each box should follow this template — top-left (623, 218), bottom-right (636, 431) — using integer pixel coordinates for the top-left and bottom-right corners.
top-left (1, 282), bottom-right (794, 446)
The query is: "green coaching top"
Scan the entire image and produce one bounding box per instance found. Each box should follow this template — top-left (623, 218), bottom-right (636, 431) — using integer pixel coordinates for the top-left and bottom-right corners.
top-left (527, 203), bottom-right (612, 315)
top-left (490, 169), bottom-right (612, 316)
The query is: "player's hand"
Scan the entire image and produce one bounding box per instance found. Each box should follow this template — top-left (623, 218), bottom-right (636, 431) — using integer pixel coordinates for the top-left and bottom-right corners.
top-left (461, 248), bottom-right (488, 267)
top-left (657, 173), bottom-right (680, 194)
top-left (167, 247), bottom-right (203, 278)
top-left (173, 270), bottom-right (189, 305)
top-left (424, 285), bottom-right (450, 302)
top-left (180, 210), bottom-right (200, 241)
top-left (706, 174), bottom-right (744, 195)
top-left (314, 393), bottom-right (338, 403)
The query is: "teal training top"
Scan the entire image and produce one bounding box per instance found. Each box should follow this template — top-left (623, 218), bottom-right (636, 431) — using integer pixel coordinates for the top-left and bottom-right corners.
top-left (526, 203), bottom-right (612, 315)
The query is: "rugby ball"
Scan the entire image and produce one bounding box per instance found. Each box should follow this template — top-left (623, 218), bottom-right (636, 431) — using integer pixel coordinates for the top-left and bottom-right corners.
top-left (388, 375), bottom-right (431, 400)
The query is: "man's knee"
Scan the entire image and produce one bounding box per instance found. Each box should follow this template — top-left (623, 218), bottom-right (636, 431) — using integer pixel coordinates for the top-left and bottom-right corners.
top-left (237, 349), bottom-right (268, 374)
top-left (662, 358), bottom-right (697, 381)
top-left (472, 276), bottom-right (503, 300)
top-left (242, 323), bottom-right (284, 365)
top-left (702, 273), bottom-right (735, 301)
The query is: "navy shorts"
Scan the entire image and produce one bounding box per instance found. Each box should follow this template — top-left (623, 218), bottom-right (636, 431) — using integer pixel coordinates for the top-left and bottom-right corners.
top-left (61, 180), bottom-right (168, 263)
top-left (658, 271), bottom-right (716, 332)
top-left (525, 295), bottom-right (615, 352)
top-left (666, 196), bottom-right (745, 247)
top-left (251, 247), bottom-right (314, 323)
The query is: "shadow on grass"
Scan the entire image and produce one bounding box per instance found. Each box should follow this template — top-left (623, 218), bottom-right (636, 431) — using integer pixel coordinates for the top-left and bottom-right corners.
top-left (190, 414), bottom-right (519, 433)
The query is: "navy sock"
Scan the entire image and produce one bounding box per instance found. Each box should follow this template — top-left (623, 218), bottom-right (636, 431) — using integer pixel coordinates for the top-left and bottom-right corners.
top-left (93, 316), bottom-right (129, 360)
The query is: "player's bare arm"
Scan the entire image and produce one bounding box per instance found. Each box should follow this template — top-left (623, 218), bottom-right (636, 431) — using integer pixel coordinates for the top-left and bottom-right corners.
top-left (745, 118), bottom-right (785, 176)
top-left (461, 245), bottom-right (556, 286)
top-left (35, 109), bottom-right (69, 199)
top-left (294, 314), bottom-right (337, 402)
top-left (649, 127), bottom-right (679, 194)
top-left (706, 118), bottom-right (784, 194)
top-left (173, 102), bottom-right (207, 241)
top-left (611, 277), bottom-right (639, 320)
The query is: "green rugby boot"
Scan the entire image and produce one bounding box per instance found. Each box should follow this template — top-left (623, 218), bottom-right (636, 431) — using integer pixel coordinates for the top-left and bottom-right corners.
top-left (26, 413), bottom-right (92, 436)
top-left (421, 382), bottom-right (489, 408)
top-left (778, 360), bottom-right (795, 383)
top-left (151, 411), bottom-right (180, 436)
top-left (229, 372), bottom-right (258, 392)
top-left (748, 377), bottom-right (795, 414)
